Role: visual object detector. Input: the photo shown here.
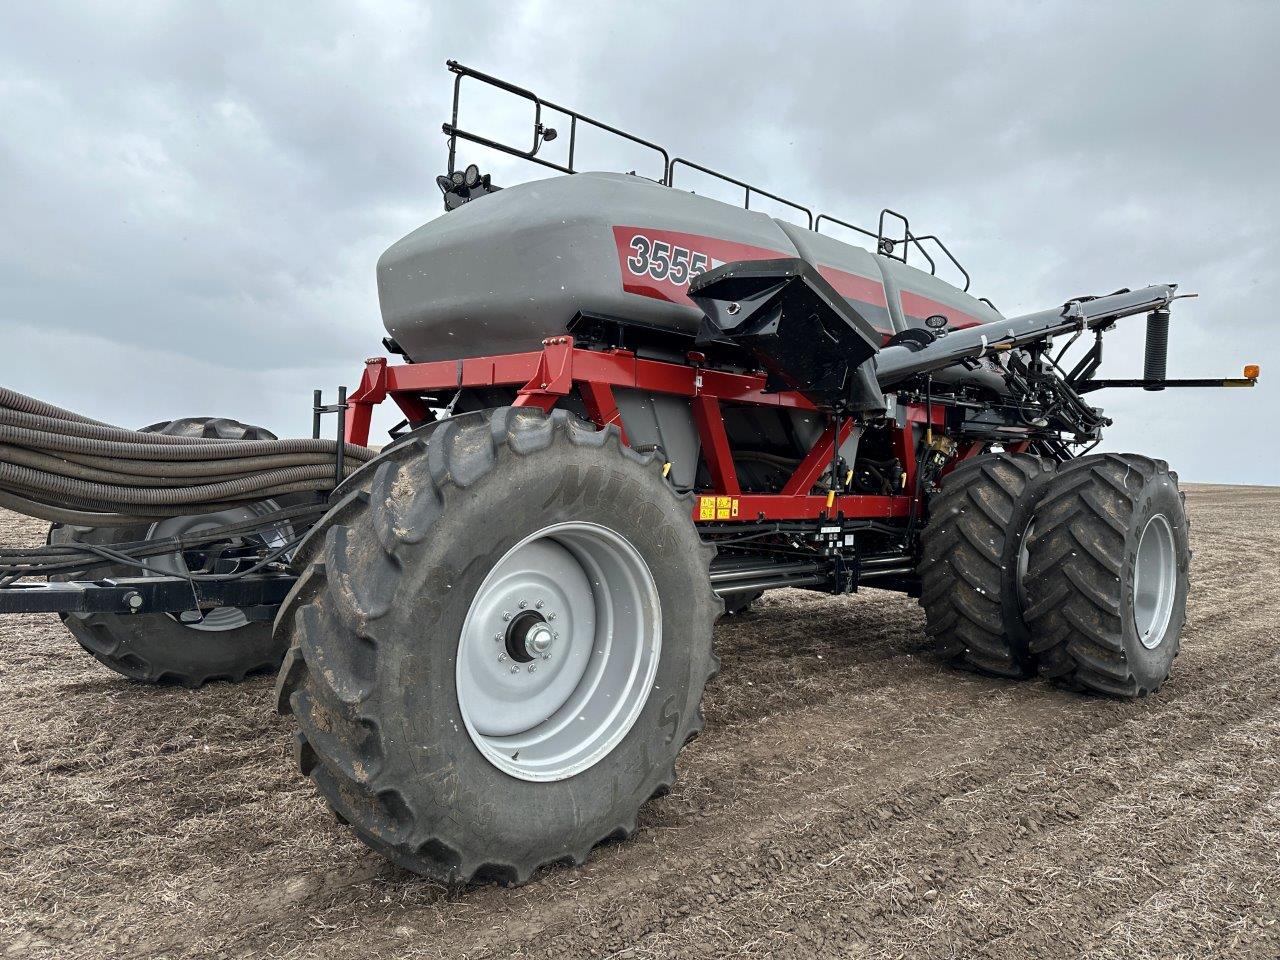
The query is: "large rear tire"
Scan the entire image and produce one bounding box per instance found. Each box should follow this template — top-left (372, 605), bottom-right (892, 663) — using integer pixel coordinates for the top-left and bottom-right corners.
top-left (48, 416), bottom-right (294, 687)
top-left (274, 407), bottom-right (719, 885)
top-left (1023, 453), bottom-right (1190, 697)
top-left (918, 453), bottom-right (1054, 678)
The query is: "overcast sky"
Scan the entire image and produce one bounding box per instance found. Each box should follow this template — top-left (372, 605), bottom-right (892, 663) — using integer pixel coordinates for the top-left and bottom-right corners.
top-left (1, 2), bottom-right (1276, 483)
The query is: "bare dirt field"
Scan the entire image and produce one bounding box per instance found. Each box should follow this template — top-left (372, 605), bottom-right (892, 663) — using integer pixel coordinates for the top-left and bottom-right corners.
top-left (2, 484), bottom-right (1278, 959)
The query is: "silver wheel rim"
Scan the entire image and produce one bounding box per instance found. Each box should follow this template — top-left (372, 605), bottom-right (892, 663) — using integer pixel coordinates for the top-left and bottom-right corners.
top-left (1015, 518), bottom-right (1035, 611)
top-left (145, 503), bottom-right (290, 632)
top-left (1134, 513), bottom-right (1176, 650)
top-left (456, 521), bottom-right (662, 782)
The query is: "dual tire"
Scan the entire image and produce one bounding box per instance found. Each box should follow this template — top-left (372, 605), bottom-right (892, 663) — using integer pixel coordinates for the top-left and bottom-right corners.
top-left (920, 451), bottom-right (1190, 697)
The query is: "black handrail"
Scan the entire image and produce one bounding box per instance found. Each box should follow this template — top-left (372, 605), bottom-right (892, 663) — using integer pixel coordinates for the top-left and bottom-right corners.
top-left (876, 209), bottom-right (938, 277)
top-left (908, 235), bottom-right (971, 292)
top-left (439, 60), bottom-right (975, 293)
top-left (443, 60), bottom-right (670, 183)
top-left (813, 214), bottom-right (879, 243)
top-left (667, 158), bottom-right (813, 229)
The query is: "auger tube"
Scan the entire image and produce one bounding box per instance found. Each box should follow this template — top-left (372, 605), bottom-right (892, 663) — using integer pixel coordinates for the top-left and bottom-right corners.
top-left (873, 284), bottom-right (1179, 387)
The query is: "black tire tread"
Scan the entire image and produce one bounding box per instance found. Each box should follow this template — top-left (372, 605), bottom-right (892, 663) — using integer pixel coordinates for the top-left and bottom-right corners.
top-left (918, 453), bottom-right (1048, 678)
top-left (275, 408), bottom-right (718, 885)
top-left (138, 417), bottom-right (279, 441)
top-left (1023, 452), bottom-right (1187, 697)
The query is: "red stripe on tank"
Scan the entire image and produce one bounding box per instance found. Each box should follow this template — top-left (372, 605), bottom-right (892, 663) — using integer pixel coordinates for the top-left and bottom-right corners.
top-left (612, 226), bottom-right (893, 333)
top-left (900, 290), bottom-right (984, 329)
top-left (815, 266), bottom-right (889, 309)
top-left (612, 225), bottom-right (786, 308)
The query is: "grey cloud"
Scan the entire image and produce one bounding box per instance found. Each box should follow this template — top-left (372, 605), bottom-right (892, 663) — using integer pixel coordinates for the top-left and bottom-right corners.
top-left (0, 0), bottom-right (1275, 481)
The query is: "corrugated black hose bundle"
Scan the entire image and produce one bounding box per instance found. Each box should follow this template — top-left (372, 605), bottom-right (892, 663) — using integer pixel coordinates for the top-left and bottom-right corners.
top-left (0, 386), bottom-right (377, 582)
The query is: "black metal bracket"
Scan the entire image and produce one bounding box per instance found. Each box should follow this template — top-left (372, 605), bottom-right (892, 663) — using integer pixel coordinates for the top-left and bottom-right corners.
top-left (1077, 377), bottom-right (1258, 394)
top-left (688, 258), bottom-right (885, 413)
top-left (313, 387), bottom-right (348, 487)
top-left (0, 574), bottom-right (296, 618)
top-left (1065, 329), bottom-right (1106, 388)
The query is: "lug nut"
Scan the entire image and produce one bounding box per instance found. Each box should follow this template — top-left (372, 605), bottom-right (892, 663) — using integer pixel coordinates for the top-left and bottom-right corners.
top-left (510, 666), bottom-right (519, 674)
top-left (502, 612), bottom-right (512, 622)
top-left (528, 665), bottom-right (537, 673)
top-left (519, 600), bottom-right (527, 609)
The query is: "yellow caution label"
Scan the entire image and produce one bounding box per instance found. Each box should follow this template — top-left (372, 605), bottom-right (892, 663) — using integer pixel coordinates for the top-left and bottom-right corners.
top-left (699, 496), bottom-right (739, 520)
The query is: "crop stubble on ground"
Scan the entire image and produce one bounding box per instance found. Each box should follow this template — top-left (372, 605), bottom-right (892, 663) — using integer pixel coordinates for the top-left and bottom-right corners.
top-left (0, 484), bottom-right (1277, 959)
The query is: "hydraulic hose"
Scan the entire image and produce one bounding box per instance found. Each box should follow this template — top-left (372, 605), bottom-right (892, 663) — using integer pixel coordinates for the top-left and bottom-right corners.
top-left (12, 480), bottom-right (333, 520)
top-left (0, 502), bottom-right (325, 568)
top-left (0, 420), bottom-right (373, 463)
top-left (0, 386), bottom-right (112, 427)
top-left (0, 421), bottom-right (372, 463)
top-left (0, 386), bottom-right (378, 526)
top-left (51, 447), bottom-right (352, 478)
top-left (0, 404), bottom-right (356, 449)
top-left (0, 489), bottom-right (154, 527)
top-left (0, 444), bottom-right (358, 488)
top-left (0, 459), bottom-right (344, 507)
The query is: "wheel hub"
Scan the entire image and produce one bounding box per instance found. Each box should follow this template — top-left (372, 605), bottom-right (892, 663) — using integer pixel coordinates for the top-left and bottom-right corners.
top-left (456, 522), bottom-right (662, 782)
top-left (504, 610), bottom-right (554, 662)
top-left (145, 502), bottom-right (290, 632)
top-left (525, 622), bottom-right (555, 658)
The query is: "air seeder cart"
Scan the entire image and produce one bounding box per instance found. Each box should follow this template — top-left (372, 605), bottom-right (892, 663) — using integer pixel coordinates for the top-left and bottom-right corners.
top-left (0, 62), bottom-right (1259, 884)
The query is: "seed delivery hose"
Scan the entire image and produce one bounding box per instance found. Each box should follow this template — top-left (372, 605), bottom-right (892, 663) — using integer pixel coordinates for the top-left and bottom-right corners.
top-left (0, 387), bottom-right (377, 526)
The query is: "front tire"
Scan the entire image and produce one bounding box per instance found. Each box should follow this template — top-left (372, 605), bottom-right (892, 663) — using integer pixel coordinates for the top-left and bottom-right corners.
top-left (1023, 453), bottom-right (1190, 697)
top-left (274, 407), bottom-right (719, 885)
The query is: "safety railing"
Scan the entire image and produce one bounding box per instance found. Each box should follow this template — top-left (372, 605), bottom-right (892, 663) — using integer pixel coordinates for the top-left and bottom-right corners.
top-left (441, 60), bottom-right (973, 290)
top-left (443, 60), bottom-right (670, 182)
top-left (667, 157), bottom-right (813, 229)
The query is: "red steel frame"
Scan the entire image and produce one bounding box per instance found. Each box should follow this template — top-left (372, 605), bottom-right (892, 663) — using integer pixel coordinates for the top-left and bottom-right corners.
top-left (344, 337), bottom-right (965, 524)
